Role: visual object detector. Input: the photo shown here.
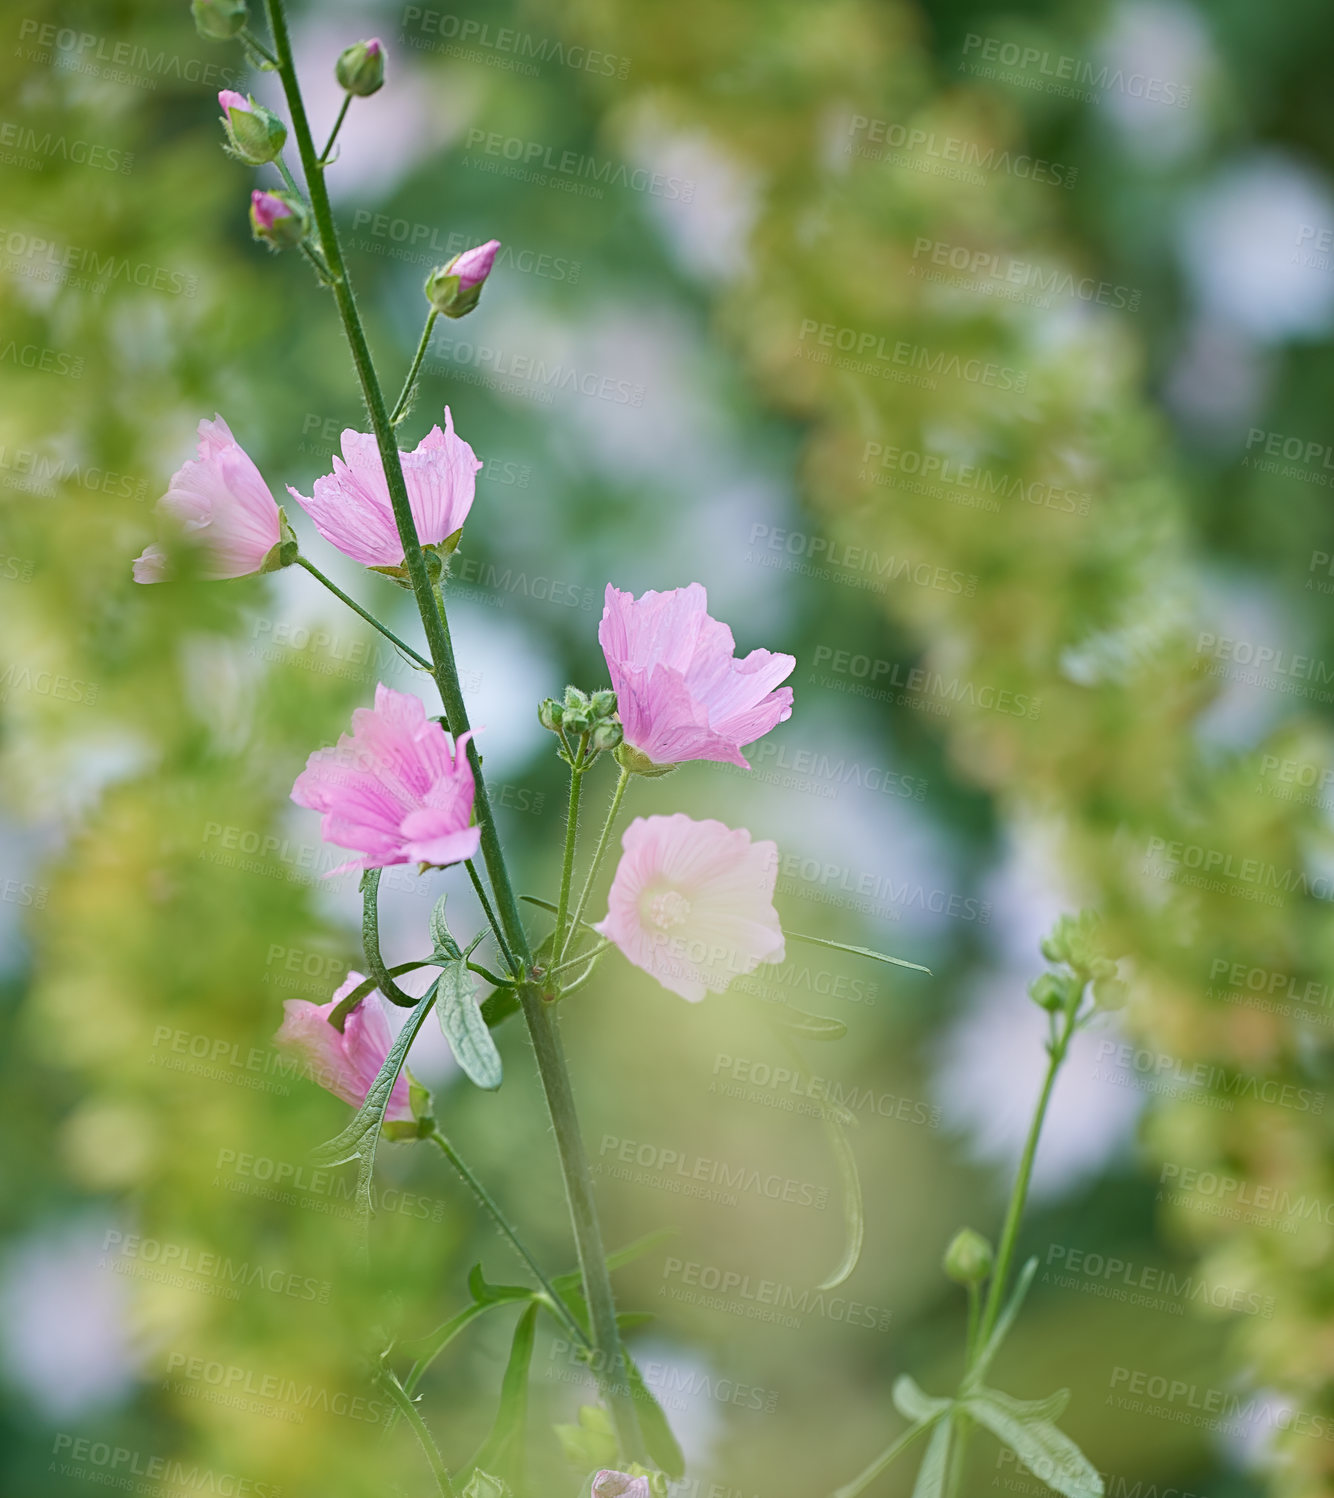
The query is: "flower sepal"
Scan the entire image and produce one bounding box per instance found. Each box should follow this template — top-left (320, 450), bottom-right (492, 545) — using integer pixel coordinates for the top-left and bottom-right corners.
top-left (614, 741), bottom-right (677, 778)
top-left (193, 0), bottom-right (247, 40)
top-left (367, 543), bottom-right (447, 589)
top-left (219, 91), bottom-right (287, 165)
top-left (258, 507), bottom-right (300, 573)
top-left (250, 189), bottom-right (309, 251)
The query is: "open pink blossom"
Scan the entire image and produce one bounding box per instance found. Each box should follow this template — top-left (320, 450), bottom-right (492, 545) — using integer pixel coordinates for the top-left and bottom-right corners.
top-left (289, 410), bottom-right (481, 568)
top-left (592, 1473), bottom-right (653, 1498)
top-left (132, 415), bottom-right (283, 582)
top-left (595, 813), bottom-right (784, 1002)
top-left (291, 683), bottom-right (480, 874)
top-left (275, 974), bottom-right (412, 1122)
top-left (598, 583), bottom-right (795, 769)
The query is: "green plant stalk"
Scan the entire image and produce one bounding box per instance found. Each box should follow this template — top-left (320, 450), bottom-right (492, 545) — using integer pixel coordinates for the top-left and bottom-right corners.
top-left (261, 2), bottom-right (644, 1459)
top-left (390, 310), bottom-right (439, 425)
top-left (319, 93), bottom-right (351, 164)
top-left (831, 1417), bottom-right (937, 1498)
top-left (560, 765), bottom-right (630, 965)
top-left (551, 744), bottom-right (588, 969)
top-left (379, 1364), bottom-right (456, 1497)
top-left (426, 1127), bottom-right (589, 1349)
top-left (295, 555), bottom-right (432, 670)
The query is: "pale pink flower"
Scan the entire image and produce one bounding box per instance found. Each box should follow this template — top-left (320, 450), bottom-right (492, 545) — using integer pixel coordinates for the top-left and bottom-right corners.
top-left (598, 583), bottom-right (795, 769)
top-left (132, 415), bottom-right (283, 582)
top-left (288, 410), bottom-right (481, 567)
top-left (594, 813), bottom-right (784, 1003)
top-left (448, 238), bottom-right (500, 289)
top-left (275, 974), bottom-right (412, 1122)
top-left (592, 1473), bottom-right (653, 1498)
top-left (291, 683), bottom-right (480, 874)
top-left (218, 88), bottom-right (247, 113)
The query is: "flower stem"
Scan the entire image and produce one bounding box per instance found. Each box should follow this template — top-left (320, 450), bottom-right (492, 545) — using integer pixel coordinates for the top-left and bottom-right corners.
top-left (318, 94), bottom-right (351, 165)
top-left (426, 1127), bottom-right (590, 1349)
top-left (831, 1417), bottom-right (936, 1498)
top-left (390, 311), bottom-right (439, 427)
top-left (295, 555), bottom-right (432, 671)
top-left (551, 741), bottom-right (589, 971)
top-left (378, 1364), bottom-right (455, 1497)
top-left (262, 2), bottom-right (644, 1459)
top-left (560, 766), bottom-right (630, 966)
top-left (464, 859), bottom-right (519, 977)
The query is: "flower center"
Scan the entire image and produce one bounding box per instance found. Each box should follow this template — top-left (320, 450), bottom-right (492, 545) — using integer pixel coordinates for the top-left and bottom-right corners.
top-left (647, 888), bottom-right (692, 930)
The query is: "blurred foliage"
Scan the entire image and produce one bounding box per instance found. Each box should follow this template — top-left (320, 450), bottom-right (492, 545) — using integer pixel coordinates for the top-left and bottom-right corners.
top-left (1, 0), bottom-right (1333, 1496)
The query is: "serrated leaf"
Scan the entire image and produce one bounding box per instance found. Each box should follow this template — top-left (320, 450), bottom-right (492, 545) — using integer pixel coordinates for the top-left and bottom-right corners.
top-left (310, 981), bottom-right (438, 1227)
top-left (787, 929), bottom-right (932, 975)
top-left (964, 1391), bottom-right (1102, 1498)
top-left (438, 955), bottom-right (503, 1090)
top-left (893, 1375), bottom-right (952, 1426)
top-left (910, 1414), bottom-right (953, 1498)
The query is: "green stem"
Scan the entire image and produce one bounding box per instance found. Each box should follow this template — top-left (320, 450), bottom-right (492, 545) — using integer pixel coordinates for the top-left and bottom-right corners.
top-left (263, 3), bottom-right (643, 1459)
top-left (551, 743), bottom-right (588, 972)
top-left (378, 1364), bottom-right (455, 1497)
top-left (275, 154), bottom-right (303, 198)
top-left (561, 766), bottom-right (629, 966)
top-left (361, 869), bottom-right (419, 1008)
top-left (547, 940), bottom-right (610, 979)
top-left (390, 310), bottom-right (439, 426)
top-left (427, 1127), bottom-right (590, 1349)
top-left (319, 93), bottom-right (351, 164)
top-left (831, 1416), bottom-right (936, 1498)
top-left (295, 556), bottom-right (432, 671)
top-left (238, 27), bottom-right (278, 68)
top-left (465, 859), bottom-right (519, 977)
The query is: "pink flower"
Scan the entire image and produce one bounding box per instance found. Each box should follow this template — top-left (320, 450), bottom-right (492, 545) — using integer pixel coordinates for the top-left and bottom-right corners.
top-left (289, 410), bottom-right (481, 568)
top-left (592, 1474), bottom-right (653, 1498)
top-left (448, 239), bottom-right (500, 290)
top-left (218, 88), bottom-right (247, 113)
top-left (291, 683), bottom-right (480, 874)
top-left (598, 583), bottom-right (795, 769)
top-left (594, 813), bottom-right (784, 1002)
top-left (132, 415), bottom-right (284, 582)
top-left (275, 974), bottom-right (413, 1122)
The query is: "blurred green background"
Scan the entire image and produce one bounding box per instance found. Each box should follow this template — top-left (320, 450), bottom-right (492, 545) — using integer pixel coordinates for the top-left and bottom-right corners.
top-left (2, 0), bottom-right (1334, 1494)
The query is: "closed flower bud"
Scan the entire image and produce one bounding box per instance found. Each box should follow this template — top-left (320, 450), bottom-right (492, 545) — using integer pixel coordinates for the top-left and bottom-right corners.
top-left (563, 710), bottom-right (591, 736)
top-left (335, 38), bottom-right (385, 96)
top-left (590, 721), bottom-right (623, 753)
top-left (461, 1472), bottom-right (508, 1498)
top-left (563, 685), bottom-right (590, 712)
top-left (943, 1227), bottom-right (994, 1285)
top-left (250, 189), bottom-right (308, 250)
top-left (192, 0), bottom-right (247, 40)
top-left (538, 698), bottom-right (564, 732)
top-left (424, 239), bottom-right (500, 318)
top-left (589, 688), bottom-right (617, 719)
top-left (1028, 972), bottom-right (1068, 1012)
top-left (218, 91), bottom-right (287, 165)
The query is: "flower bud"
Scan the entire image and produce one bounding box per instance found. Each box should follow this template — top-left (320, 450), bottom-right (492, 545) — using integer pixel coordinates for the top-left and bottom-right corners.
top-left (538, 697), bottom-right (564, 732)
top-left (563, 710), bottom-right (591, 736)
top-left (943, 1227), bottom-right (994, 1285)
top-left (1028, 972), bottom-right (1067, 1012)
top-left (461, 1472), bottom-right (508, 1498)
top-left (335, 38), bottom-right (385, 96)
top-left (250, 190), bottom-right (309, 250)
top-left (424, 239), bottom-right (500, 319)
top-left (192, 0), bottom-right (247, 40)
top-left (614, 741), bottom-right (677, 778)
top-left (589, 688), bottom-right (617, 719)
top-left (218, 91), bottom-right (287, 165)
top-left (590, 721), bottom-right (623, 753)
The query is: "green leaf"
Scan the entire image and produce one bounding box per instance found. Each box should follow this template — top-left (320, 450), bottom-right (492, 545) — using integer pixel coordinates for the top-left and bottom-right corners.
top-left (964, 1389), bottom-right (1102, 1498)
top-left (756, 999), bottom-right (849, 1041)
top-left (550, 1230), bottom-right (678, 1296)
top-left (971, 1257), bottom-right (1039, 1383)
top-left (400, 1299), bottom-right (502, 1397)
top-left (892, 1375), bottom-right (952, 1426)
top-left (626, 1352), bottom-right (685, 1479)
top-left (480, 985), bottom-right (521, 1028)
top-left (429, 892), bottom-right (460, 959)
top-left (311, 981), bottom-right (438, 1222)
top-left (910, 1414), bottom-right (953, 1498)
top-left (974, 1386), bottom-right (1070, 1423)
top-left (437, 955), bottom-right (503, 1090)
top-left (469, 1301), bottom-right (539, 1485)
top-left (814, 1085), bottom-right (864, 1289)
top-left (521, 892), bottom-right (597, 932)
top-left (468, 1263), bottom-right (538, 1306)
top-left (787, 929), bottom-right (932, 975)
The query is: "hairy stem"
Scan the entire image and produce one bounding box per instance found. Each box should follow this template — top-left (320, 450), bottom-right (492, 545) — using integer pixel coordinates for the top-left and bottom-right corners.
top-left (295, 556), bottom-right (432, 670)
top-left (262, 2), bottom-right (643, 1458)
top-left (379, 1365), bottom-right (455, 1497)
top-left (319, 93), bottom-right (351, 164)
top-left (390, 311), bottom-right (439, 426)
top-left (561, 765), bottom-right (630, 966)
top-left (551, 742), bottom-right (588, 971)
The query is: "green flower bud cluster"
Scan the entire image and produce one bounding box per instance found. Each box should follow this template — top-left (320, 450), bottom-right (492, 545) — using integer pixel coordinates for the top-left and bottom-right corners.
top-left (192, 0), bottom-right (247, 41)
top-left (538, 686), bottom-right (622, 759)
top-left (1030, 909), bottom-right (1126, 1012)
